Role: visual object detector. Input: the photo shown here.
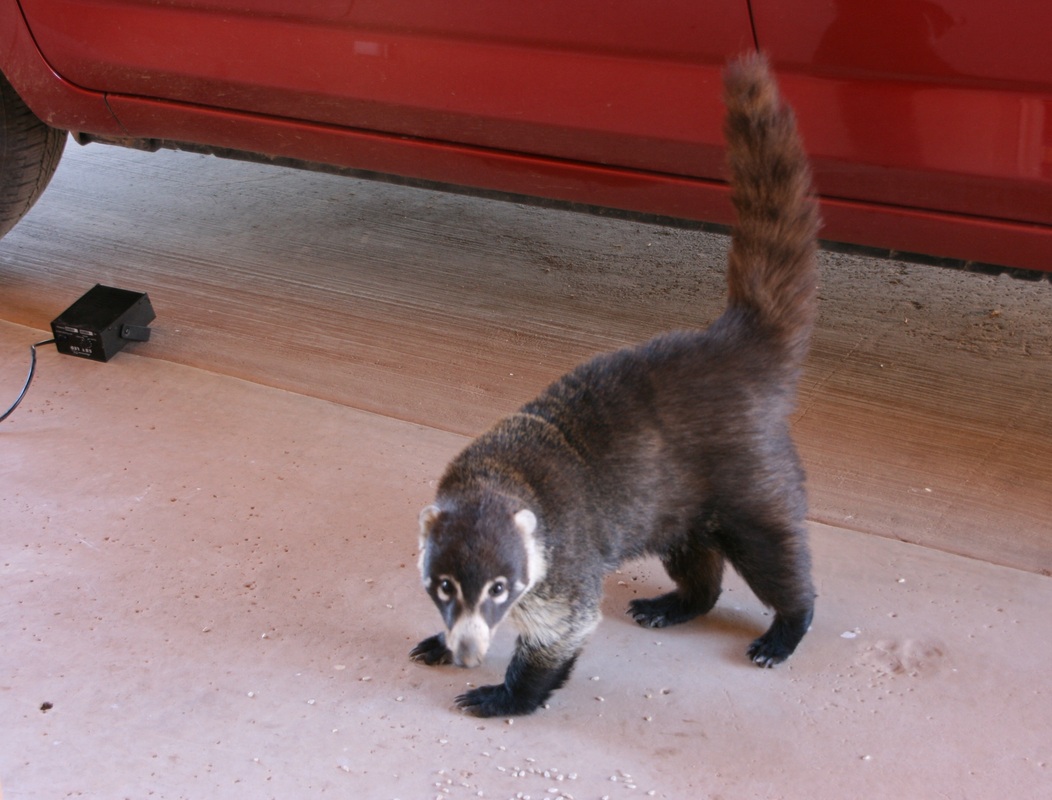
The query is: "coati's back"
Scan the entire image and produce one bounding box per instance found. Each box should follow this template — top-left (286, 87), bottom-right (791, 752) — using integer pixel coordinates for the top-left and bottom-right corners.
top-left (437, 54), bottom-right (819, 534)
top-left (506, 52), bottom-right (821, 507)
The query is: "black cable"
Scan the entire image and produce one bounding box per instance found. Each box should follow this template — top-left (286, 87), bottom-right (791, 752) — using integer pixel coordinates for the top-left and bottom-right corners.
top-left (0, 338), bottom-right (56, 424)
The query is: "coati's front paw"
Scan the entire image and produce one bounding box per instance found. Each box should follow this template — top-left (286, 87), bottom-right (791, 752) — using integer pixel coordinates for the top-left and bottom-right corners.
top-left (410, 633), bottom-right (453, 666)
top-left (455, 683), bottom-right (542, 718)
top-left (627, 592), bottom-right (709, 628)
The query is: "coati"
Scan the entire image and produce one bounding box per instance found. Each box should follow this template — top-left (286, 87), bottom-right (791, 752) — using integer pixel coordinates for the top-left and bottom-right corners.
top-left (411, 53), bottom-right (819, 718)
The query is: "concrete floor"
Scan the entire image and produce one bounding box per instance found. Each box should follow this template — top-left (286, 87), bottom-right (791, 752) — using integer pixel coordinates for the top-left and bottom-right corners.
top-left (2, 143), bottom-right (1051, 799)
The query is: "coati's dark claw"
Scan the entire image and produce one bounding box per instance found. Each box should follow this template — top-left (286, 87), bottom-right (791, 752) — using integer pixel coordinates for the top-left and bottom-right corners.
top-left (455, 683), bottom-right (542, 717)
top-left (746, 609), bottom-right (813, 667)
top-left (454, 648), bottom-right (579, 717)
top-left (746, 638), bottom-right (786, 668)
top-left (627, 592), bottom-right (709, 628)
top-left (410, 633), bottom-right (453, 666)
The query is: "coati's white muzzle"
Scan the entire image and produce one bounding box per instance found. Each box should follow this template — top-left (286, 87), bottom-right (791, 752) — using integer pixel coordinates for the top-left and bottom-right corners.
top-left (447, 611), bottom-right (493, 668)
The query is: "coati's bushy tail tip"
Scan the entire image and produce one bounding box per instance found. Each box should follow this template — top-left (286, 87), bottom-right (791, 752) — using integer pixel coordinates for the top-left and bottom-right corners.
top-left (723, 53), bottom-right (820, 364)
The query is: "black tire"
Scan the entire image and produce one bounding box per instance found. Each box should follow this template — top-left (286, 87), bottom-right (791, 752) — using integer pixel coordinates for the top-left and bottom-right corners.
top-left (0, 71), bottom-right (66, 241)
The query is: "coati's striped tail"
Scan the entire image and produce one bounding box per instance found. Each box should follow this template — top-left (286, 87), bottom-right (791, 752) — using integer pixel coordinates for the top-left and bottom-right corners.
top-left (723, 54), bottom-right (820, 366)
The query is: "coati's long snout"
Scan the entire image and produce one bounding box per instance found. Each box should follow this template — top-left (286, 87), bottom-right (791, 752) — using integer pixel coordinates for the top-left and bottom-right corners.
top-left (415, 502), bottom-right (547, 668)
top-left (446, 612), bottom-right (492, 668)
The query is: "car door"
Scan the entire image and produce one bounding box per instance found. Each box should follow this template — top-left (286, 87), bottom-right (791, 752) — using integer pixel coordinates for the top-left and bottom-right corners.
top-left (18, 0), bottom-right (755, 182)
top-left (751, 0), bottom-right (1052, 228)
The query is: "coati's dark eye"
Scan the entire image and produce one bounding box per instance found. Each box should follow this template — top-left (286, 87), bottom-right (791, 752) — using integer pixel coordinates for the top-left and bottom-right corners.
top-left (489, 581), bottom-right (506, 598)
top-left (437, 578), bottom-right (455, 600)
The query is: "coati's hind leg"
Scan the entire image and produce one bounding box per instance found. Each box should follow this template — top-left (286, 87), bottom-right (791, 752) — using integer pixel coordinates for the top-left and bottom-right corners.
top-left (721, 512), bottom-right (815, 667)
top-left (628, 533), bottom-right (725, 628)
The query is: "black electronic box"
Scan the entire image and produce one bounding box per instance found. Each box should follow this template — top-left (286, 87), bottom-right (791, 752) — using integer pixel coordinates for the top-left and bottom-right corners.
top-left (50, 284), bottom-right (155, 362)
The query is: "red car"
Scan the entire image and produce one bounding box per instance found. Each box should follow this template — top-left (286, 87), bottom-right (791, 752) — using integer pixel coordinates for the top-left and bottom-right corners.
top-left (2, 1), bottom-right (1050, 275)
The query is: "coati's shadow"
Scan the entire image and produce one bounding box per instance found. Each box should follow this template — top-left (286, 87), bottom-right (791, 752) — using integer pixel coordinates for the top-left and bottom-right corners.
top-left (601, 571), bottom-right (770, 667)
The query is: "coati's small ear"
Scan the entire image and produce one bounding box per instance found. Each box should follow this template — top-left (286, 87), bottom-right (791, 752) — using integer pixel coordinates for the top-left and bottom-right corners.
top-left (418, 504), bottom-right (442, 580)
top-left (513, 508), bottom-right (546, 587)
top-left (419, 504), bottom-right (441, 546)
top-left (513, 508), bottom-right (537, 537)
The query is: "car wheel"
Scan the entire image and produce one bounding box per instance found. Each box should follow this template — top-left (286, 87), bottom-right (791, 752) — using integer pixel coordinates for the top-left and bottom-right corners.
top-left (0, 71), bottom-right (66, 241)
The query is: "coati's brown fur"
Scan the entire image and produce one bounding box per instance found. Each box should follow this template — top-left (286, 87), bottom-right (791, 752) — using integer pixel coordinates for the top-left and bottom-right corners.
top-left (412, 53), bottom-right (820, 717)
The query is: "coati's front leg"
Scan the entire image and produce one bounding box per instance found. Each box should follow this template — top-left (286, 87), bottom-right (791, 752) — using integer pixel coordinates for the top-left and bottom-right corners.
top-left (409, 632), bottom-right (453, 666)
top-left (411, 628), bottom-right (579, 717)
top-left (457, 591), bottom-right (601, 717)
top-left (455, 638), bottom-right (579, 717)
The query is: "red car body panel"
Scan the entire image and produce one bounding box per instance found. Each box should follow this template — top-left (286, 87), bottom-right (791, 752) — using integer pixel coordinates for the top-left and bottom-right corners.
top-left (3, 0), bottom-right (1050, 272)
top-left (0, 1), bottom-right (121, 133)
